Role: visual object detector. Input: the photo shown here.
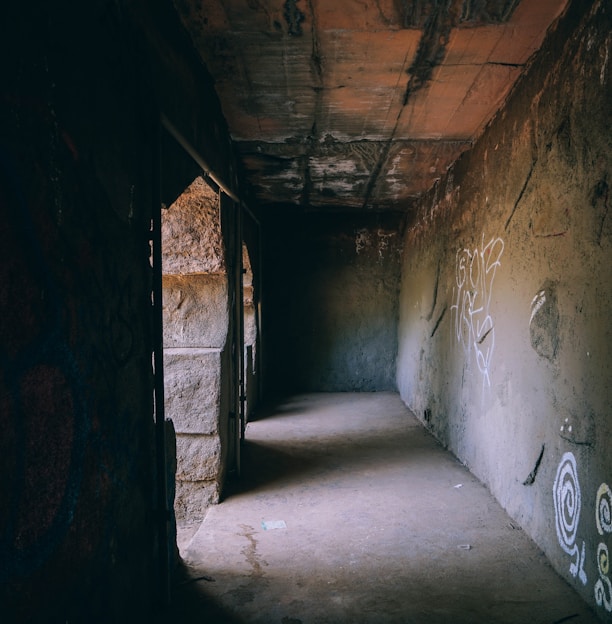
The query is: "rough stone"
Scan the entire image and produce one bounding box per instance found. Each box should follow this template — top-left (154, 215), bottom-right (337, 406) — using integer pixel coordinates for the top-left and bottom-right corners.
top-left (162, 176), bottom-right (225, 275)
top-left (162, 274), bottom-right (228, 349)
top-left (244, 302), bottom-right (257, 347)
top-left (163, 348), bottom-right (222, 435)
top-left (175, 434), bottom-right (221, 481)
top-left (174, 480), bottom-right (220, 524)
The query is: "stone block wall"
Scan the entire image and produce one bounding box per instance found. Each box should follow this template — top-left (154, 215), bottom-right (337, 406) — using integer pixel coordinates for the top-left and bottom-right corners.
top-left (164, 347), bottom-right (226, 519)
top-left (162, 177), bottom-right (229, 523)
top-left (163, 274), bottom-right (229, 348)
top-left (164, 348), bottom-right (223, 434)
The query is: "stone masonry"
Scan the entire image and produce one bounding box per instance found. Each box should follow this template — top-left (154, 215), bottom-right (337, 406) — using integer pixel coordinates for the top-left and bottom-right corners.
top-left (162, 177), bottom-right (229, 523)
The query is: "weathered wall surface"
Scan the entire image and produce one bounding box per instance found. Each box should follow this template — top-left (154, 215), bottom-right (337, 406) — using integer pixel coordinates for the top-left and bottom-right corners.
top-left (0, 3), bottom-right (158, 621)
top-left (0, 1), bottom-right (238, 621)
top-left (265, 212), bottom-right (403, 394)
top-left (397, 0), bottom-right (611, 616)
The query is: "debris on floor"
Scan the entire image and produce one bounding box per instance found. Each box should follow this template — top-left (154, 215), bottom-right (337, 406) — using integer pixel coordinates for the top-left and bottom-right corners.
top-left (261, 520), bottom-right (287, 530)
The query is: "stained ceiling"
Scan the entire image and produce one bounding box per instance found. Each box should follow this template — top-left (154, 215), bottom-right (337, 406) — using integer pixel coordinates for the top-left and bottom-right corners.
top-left (174, 0), bottom-right (568, 211)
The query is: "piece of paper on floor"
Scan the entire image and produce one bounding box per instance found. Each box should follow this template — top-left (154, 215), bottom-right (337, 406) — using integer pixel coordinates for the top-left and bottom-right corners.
top-left (262, 520), bottom-right (287, 530)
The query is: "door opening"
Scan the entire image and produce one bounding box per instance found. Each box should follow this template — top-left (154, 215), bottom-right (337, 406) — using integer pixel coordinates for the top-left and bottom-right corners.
top-left (161, 176), bottom-right (229, 526)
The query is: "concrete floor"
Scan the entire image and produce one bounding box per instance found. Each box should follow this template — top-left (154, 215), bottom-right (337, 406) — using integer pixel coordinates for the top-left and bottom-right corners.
top-left (168, 393), bottom-right (598, 624)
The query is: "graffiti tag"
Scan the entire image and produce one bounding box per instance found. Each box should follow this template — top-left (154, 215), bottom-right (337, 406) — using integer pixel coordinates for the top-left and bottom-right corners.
top-left (450, 234), bottom-right (504, 388)
top-left (595, 483), bottom-right (612, 611)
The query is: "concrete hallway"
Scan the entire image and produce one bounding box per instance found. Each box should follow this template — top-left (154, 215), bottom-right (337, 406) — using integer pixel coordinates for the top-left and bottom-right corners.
top-left (170, 393), bottom-right (597, 624)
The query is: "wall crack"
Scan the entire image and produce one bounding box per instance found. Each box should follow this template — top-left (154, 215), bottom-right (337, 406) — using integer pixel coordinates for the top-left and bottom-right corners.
top-left (505, 157), bottom-right (536, 230)
top-left (523, 444), bottom-right (545, 486)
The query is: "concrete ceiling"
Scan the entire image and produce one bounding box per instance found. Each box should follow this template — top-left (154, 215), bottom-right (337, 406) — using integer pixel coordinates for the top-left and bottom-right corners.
top-left (174, 0), bottom-right (568, 211)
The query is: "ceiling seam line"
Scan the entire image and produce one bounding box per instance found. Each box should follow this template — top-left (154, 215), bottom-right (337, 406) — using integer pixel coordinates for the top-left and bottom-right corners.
top-left (300, 0), bottom-right (323, 207)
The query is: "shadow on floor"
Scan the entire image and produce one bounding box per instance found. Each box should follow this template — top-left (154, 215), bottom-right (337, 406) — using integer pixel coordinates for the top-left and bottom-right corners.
top-left (169, 393), bottom-right (599, 624)
top-left (157, 559), bottom-right (243, 624)
top-left (223, 439), bottom-right (320, 497)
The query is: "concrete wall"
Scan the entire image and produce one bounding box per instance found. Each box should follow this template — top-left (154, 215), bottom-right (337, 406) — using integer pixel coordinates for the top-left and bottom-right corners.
top-left (0, 1), bottom-right (238, 621)
top-left (265, 211), bottom-right (403, 394)
top-left (397, 0), bottom-right (611, 616)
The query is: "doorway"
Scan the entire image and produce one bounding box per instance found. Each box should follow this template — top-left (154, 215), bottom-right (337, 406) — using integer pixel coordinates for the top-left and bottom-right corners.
top-left (161, 176), bottom-right (229, 525)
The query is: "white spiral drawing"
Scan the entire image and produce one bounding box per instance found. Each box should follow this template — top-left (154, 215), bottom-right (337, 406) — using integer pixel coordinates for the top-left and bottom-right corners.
top-left (553, 452), bottom-right (581, 554)
top-left (595, 542), bottom-right (612, 612)
top-left (596, 483), bottom-right (612, 536)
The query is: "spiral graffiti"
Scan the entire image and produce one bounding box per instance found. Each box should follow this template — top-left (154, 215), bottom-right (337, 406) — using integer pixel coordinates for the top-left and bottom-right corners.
top-left (596, 483), bottom-right (612, 536)
top-left (553, 452), bottom-right (581, 555)
top-left (595, 542), bottom-right (612, 612)
top-left (599, 543), bottom-right (610, 576)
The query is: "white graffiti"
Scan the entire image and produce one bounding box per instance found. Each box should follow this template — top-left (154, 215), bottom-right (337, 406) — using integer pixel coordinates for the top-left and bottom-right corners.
top-left (596, 482), bottom-right (612, 611)
top-left (450, 234), bottom-right (504, 388)
top-left (595, 542), bottom-right (612, 611)
top-left (551, 463), bottom-right (612, 610)
top-left (530, 290), bottom-right (546, 324)
top-left (554, 453), bottom-right (581, 548)
top-left (553, 452), bottom-right (587, 584)
top-left (597, 483), bottom-right (612, 536)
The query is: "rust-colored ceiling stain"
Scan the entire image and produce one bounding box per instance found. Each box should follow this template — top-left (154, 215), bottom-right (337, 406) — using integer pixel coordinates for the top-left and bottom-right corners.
top-left (174, 0), bottom-right (568, 210)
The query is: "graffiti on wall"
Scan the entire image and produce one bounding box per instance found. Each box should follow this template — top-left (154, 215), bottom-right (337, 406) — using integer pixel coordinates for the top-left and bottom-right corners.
top-left (0, 142), bottom-right (90, 582)
top-left (552, 453), bottom-right (612, 612)
top-left (450, 234), bottom-right (504, 388)
top-left (595, 483), bottom-right (612, 611)
top-left (0, 100), bottom-right (145, 590)
top-left (553, 452), bottom-right (587, 584)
